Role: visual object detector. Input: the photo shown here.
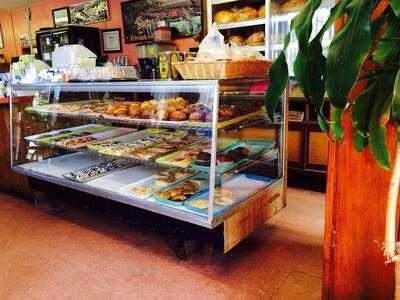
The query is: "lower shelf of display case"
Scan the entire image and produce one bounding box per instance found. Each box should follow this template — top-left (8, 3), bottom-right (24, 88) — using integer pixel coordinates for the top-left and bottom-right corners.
top-left (13, 152), bottom-right (281, 229)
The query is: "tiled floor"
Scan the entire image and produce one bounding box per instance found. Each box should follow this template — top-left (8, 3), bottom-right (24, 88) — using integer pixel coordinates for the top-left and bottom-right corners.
top-left (0, 188), bottom-right (324, 299)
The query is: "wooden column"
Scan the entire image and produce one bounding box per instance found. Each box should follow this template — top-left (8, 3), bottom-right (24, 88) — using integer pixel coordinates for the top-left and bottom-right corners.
top-left (323, 114), bottom-right (397, 299)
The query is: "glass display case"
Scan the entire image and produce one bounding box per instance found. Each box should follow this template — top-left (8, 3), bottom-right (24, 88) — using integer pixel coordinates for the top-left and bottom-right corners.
top-left (10, 79), bottom-right (286, 252)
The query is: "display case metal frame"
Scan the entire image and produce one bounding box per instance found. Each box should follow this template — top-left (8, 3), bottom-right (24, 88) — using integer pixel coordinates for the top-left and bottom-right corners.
top-left (10, 80), bottom-right (287, 251)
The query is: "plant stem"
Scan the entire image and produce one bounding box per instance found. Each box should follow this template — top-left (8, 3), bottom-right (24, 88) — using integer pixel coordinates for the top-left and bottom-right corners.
top-left (385, 131), bottom-right (400, 261)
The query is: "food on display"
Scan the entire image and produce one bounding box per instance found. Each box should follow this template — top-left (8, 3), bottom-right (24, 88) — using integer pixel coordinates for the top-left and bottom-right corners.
top-left (214, 188), bottom-right (236, 206)
top-left (228, 35), bottom-right (245, 46)
top-left (129, 186), bottom-right (153, 198)
top-left (236, 6), bottom-right (258, 21)
top-left (187, 199), bottom-right (209, 210)
top-left (123, 169), bottom-right (197, 199)
top-left (57, 136), bottom-right (98, 147)
top-left (193, 146), bottom-right (250, 167)
top-left (258, 5), bottom-right (265, 18)
top-left (90, 135), bottom-right (167, 157)
top-left (173, 25), bottom-right (270, 80)
top-left (214, 5), bottom-right (261, 24)
top-left (214, 10), bottom-right (237, 24)
top-left (63, 159), bottom-right (136, 182)
top-left (245, 31), bottom-right (265, 46)
top-left (155, 178), bottom-right (207, 203)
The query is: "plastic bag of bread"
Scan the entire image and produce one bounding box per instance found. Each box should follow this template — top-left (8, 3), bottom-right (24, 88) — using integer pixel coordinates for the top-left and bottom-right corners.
top-left (196, 24), bottom-right (230, 61)
top-left (230, 44), bottom-right (264, 60)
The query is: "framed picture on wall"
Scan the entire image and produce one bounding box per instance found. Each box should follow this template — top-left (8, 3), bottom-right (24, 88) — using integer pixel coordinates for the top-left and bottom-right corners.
top-left (0, 26), bottom-right (3, 49)
top-left (121, 0), bottom-right (203, 44)
top-left (70, 0), bottom-right (109, 25)
top-left (102, 28), bottom-right (122, 53)
top-left (52, 7), bottom-right (71, 27)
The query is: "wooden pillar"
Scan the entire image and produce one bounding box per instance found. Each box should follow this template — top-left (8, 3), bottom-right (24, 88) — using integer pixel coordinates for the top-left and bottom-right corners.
top-left (323, 114), bottom-right (396, 299)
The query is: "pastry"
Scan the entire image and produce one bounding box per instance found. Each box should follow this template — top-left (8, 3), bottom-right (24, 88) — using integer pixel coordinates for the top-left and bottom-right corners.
top-left (128, 102), bottom-right (141, 117)
top-left (245, 31), bottom-right (265, 46)
top-left (129, 186), bottom-right (152, 197)
top-left (258, 5), bottom-right (265, 18)
top-left (188, 199), bottom-right (209, 210)
top-left (194, 151), bottom-right (211, 166)
top-left (214, 10), bottom-right (236, 24)
top-left (140, 100), bottom-right (157, 111)
top-left (214, 188), bottom-right (235, 206)
top-left (219, 105), bottom-right (234, 120)
top-left (236, 6), bottom-right (258, 21)
top-left (141, 109), bottom-right (156, 119)
top-left (229, 35), bottom-right (245, 46)
top-left (170, 110), bottom-right (187, 121)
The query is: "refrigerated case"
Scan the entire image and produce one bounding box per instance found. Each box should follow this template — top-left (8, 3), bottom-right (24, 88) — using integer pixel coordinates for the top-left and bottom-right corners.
top-left (10, 79), bottom-right (286, 252)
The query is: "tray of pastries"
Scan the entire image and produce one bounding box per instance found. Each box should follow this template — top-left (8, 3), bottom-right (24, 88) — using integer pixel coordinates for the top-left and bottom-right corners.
top-left (87, 129), bottom-right (185, 157)
top-left (63, 158), bottom-right (137, 183)
top-left (26, 124), bottom-right (116, 145)
top-left (155, 138), bottom-right (239, 168)
top-left (191, 140), bottom-right (276, 174)
top-left (53, 127), bottom-right (136, 150)
top-left (154, 174), bottom-right (211, 206)
top-left (119, 169), bottom-right (198, 200)
top-left (128, 135), bottom-right (207, 161)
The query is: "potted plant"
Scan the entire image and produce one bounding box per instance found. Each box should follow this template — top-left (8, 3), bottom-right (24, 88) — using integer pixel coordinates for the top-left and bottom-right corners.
top-left (265, 0), bottom-right (400, 295)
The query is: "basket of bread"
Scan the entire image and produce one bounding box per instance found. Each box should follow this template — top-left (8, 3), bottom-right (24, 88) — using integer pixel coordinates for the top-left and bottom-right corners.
top-left (172, 25), bottom-right (271, 80)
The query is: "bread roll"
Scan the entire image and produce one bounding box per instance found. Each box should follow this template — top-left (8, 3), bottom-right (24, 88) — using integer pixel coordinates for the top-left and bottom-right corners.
top-left (228, 35), bottom-right (245, 46)
top-left (214, 10), bottom-right (236, 24)
top-left (236, 6), bottom-right (258, 21)
top-left (245, 31), bottom-right (265, 46)
top-left (258, 5), bottom-right (265, 18)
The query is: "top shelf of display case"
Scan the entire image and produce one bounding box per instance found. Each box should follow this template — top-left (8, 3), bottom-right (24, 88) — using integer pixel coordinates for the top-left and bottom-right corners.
top-left (11, 80), bottom-right (221, 93)
top-left (11, 79), bottom-right (270, 93)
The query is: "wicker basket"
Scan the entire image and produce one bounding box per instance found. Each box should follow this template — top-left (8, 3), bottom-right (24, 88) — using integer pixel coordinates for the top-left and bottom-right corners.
top-left (172, 60), bottom-right (272, 80)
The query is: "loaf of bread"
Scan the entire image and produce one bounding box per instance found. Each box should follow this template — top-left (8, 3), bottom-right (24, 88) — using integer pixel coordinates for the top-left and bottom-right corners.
top-left (245, 31), bottom-right (265, 46)
top-left (228, 35), bottom-right (245, 46)
top-left (214, 10), bottom-right (236, 24)
top-left (236, 6), bottom-right (258, 21)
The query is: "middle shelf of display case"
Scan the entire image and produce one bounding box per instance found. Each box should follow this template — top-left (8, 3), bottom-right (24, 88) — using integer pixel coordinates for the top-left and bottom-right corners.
top-left (27, 110), bottom-right (282, 131)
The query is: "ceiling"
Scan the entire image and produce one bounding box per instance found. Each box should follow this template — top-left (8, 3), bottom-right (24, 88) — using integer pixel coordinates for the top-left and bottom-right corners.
top-left (0, 0), bottom-right (43, 11)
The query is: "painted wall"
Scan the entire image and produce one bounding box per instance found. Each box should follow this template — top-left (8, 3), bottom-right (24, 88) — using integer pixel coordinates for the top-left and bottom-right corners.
top-left (0, 0), bottom-right (198, 64)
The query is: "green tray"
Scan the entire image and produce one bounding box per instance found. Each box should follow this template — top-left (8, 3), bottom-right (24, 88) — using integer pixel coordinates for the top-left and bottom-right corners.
top-left (190, 140), bottom-right (276, 174)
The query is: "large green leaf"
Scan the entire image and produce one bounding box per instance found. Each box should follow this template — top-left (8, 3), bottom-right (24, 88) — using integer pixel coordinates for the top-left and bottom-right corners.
top-left (391, 0), bottom-right (400, 18)
top-left (368, 72), bottom-right (397, 169)
top-left (265, 34), bottom-right (290, 119)
top-left (331, 107), bottom-right (344, 141)
top-left (373, 10), bottom-right (400, 63)
top-left (293, 0), bottom-right (351, 131)
top-left (351, 81), bottom-right (379, 152)
top-left (392, 70), bottom-right (400, 124)
top-left (326, 0), bottom-right (375, 109)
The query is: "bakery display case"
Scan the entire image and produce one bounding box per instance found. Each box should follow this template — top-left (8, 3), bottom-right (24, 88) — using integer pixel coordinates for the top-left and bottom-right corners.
top-left (10, 79), bottom-right (286, 252)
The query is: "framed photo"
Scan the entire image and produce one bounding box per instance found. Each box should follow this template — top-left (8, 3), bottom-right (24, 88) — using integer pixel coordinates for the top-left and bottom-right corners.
top-left (70, 0), bottom-right (109, 25)
top-left (0, 26), bottom-right (3, 49)
top-left (52, 7), bottom-right (71, 27)
top-left (102, 28), bottom-right (122, 53)
top-left (121, 0), bottom-right (203, 44)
